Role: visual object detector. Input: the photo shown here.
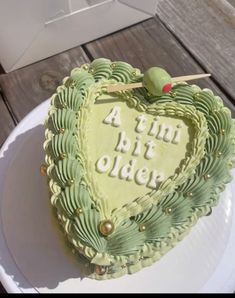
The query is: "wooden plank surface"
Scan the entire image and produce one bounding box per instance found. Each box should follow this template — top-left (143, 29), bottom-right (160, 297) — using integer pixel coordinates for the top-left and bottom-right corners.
top-left (85, 17), bottom-right (235, 116)
top-left (0, 64), bottom-right (5, 74)
top-left (0, 92), bottom-right (15, 147)
top-left (0, 47), bottom-right (89, 122)
top-left (227, 0), bottom-right (235, 7)
top-left (155, 0), bottom-right (235, 102)
top-left (0, 12), bottom-right (234, 293)
top-left (0, 283), bottom-right (6, 294)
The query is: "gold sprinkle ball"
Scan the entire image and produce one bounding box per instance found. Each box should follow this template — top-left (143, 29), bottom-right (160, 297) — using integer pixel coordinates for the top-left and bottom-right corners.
top-left (132, 69), bottom-right (138, 76)
top-left (99, 220), bottom-right (115, 236)
top-left (204, 174), bottom-right (211, 180)
top-left (59, 127), bottom-right (65, 134)
top-left (76, 207), bottom-right (83, 215)
top-left (139, 224), bottom-right (146, 232)
top-left (60, 153), bottom-right (67, 160)
top-left (220, 129), bottom-right (225, 135)
top-left (194, 93), bottom-right (200, 99)
top-left (171, 92), bottom-right (177, 98)
top-left (82, 64), bottom-right (89, 70)
top-left (165, 207), bottom-right (172, 215)
top-left (40, 164), bottom-right (47, 176)
top-left (187, 192), bottom-right (193, 197)
top-left (68, 179), bottom-right (75, 186)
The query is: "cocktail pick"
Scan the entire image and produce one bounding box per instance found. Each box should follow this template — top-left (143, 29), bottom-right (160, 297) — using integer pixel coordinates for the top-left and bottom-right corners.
top-left (106, 67), bottom-right (211, 96)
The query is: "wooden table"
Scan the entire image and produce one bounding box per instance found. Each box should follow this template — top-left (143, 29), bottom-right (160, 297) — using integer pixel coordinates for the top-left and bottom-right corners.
top-left (0, 0), bottom-right (234, 293)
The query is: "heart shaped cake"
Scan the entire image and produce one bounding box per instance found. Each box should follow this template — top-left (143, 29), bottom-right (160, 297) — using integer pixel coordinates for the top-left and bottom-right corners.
top-left (43, 58), bottom-right (235, 279)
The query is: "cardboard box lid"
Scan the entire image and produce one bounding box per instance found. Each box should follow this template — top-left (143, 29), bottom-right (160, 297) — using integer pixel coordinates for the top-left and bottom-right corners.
top-left (0, 0), bottom-right (156, 72)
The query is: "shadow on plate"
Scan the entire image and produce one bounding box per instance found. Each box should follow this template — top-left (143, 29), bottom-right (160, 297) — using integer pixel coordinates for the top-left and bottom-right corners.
top-left (0, 124), bottom-right (90, 291)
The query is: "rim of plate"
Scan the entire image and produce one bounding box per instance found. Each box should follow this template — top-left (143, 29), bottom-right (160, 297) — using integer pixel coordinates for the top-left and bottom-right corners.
top-left (0, 99), bottom-right (235, 293)
top-left (0, 99), bottom-right (50, 293)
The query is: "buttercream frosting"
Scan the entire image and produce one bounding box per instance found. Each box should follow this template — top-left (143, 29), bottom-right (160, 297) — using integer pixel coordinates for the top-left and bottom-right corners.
top-left (43, 58), bottom-right (235, 280)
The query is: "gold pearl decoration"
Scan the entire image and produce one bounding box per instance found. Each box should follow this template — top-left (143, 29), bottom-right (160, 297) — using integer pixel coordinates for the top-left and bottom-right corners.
top-left (60, 153), bottom-right (67, 160)
top-left (99, 220), bottom-right (114, 236)
top-left (220, 129), bottom-right (225, 135)
top-left (194, 93), bottom-right (200, 100)
top-left (70, 82), bottom-right (76, 88)
top-left (164, 207), bottom-right (173, 215)
top-left (59, 127), bottom-right (65, 134)
top-left (171, 92), bottom-right (177, 98)
top-left (204, 174), bottom-right (211, 180)
top-left (82, 64), bottom-right (89, 70)
top-left (187, 192), bottom-right (193, 198)
top-left (40, 164), bottom-right (47, 176)
top-left (95, 265), bottom-right (106, 276)
top-left (132, 69), bottom-right (138, 76)
top-left (139, 224), bottom-right (146, 232)
top-left (89, 68), bottom-right (94, 74)
top-left (217, 151), bottom-right (222, 158)
top-left (68, 179), bottom-right (75, 186)
top-left (111, 63), bottom-right (116, 69)
top-left (76, 207), bottom-right (83, 215)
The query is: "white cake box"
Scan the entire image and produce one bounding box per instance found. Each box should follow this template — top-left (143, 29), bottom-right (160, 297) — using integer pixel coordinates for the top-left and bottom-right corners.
top-left (0, 0), bottom-right (156, 72)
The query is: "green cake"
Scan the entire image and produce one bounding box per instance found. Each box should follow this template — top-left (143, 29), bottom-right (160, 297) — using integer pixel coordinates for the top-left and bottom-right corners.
top-left (43, 58), bottom-right (235, 279)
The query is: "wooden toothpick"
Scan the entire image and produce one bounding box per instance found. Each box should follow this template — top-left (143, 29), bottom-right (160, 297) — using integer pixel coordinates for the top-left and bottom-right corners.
top-left (107, 82), bottom-right (143, 93)
top-left (106, 73), bottom-right (211, 93)
top-left (171, 73), bottom-right (211, 82)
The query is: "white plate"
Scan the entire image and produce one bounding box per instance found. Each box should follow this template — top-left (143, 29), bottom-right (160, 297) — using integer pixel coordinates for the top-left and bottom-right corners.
top-left (0, 99), bottom-right (235, 293)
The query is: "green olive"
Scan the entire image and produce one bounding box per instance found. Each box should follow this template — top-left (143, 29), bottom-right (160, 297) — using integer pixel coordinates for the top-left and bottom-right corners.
top-left (143, 67), bottom-right (172, 96)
